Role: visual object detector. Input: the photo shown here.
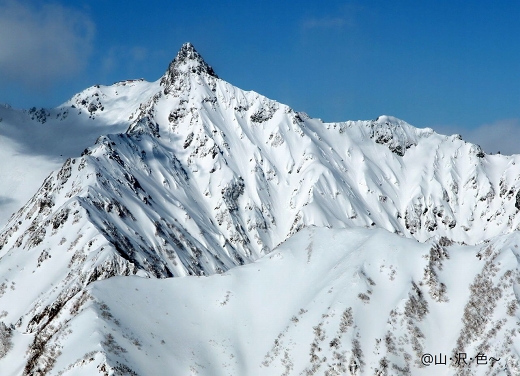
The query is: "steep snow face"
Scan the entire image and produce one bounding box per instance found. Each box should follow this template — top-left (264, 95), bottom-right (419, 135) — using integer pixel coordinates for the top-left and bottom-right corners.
top-left (3, 227), bottom-right (520, 375)
top-left (123, 44), bottom-right (520, 246)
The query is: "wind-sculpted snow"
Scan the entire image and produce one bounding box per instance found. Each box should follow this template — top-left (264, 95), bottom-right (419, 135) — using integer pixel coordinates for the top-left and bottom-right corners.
top-left (1, 43), bottom-right (520, 375)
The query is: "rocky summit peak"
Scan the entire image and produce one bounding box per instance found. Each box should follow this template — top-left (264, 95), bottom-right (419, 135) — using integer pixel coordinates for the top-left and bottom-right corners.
top-left (160, 42), bottom-right (218, 89)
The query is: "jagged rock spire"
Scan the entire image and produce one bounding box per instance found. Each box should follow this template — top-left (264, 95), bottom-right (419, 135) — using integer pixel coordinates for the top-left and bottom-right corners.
top-left (160, 43), bottom-right (218, 89)
top-left (130, 43), bottom-right (219, 136)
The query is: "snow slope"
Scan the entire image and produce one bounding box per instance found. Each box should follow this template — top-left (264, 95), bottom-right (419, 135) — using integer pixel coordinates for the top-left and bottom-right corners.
top-left (3, 227), bottom-right (520, 375)
top-left (1, 43), bottom-right (520, 375)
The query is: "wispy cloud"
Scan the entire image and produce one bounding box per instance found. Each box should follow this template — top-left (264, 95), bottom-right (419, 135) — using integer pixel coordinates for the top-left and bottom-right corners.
top-left (465, 119), bottom-right (520, 156)
top-left (0, 1), bottom-right (95, 89)
top-left (130, 47), bottom-right (148, 62)
top-left (433, 118), bottom-right (520, 156)
top-left (301, 4), bottom-right (362, 31)
top-left (100, 46), bottom-right (150, 78)
top-left (302, 16), bottom-right (346, 30)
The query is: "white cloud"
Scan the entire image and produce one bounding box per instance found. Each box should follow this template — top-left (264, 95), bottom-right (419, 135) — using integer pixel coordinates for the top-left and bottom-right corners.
top-left (465, 119), bottom-right (520, 156)
top-left (302, 16), bottom-right (346, 30)
top-left (100, 46), bottom-right (149, 77)
top-left (0, 1), bottom-right (94, 88)
top-left (130, 46), bottom-right (148, 62)
top-left (301, 5), bottom-right (362, 31)
top-left (433, 118), bottom-right (520, 156)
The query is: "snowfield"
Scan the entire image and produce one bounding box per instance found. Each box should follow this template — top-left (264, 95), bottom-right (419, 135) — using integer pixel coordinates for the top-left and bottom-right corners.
top-left (1, 43), bottom-right (520, 375)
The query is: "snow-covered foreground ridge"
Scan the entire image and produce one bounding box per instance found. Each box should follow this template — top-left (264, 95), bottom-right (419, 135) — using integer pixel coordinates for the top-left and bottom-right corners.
top-left (4, 227), bottom-right (520, 375)
top-left (1, 43), bottom-right (520, 374)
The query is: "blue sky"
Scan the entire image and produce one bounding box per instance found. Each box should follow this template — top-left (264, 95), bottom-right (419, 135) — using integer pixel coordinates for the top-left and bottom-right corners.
top-left (1, 0), bottom-right (519, 153)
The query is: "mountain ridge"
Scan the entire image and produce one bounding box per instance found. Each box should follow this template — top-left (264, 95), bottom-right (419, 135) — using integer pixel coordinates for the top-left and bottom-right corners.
top-left (1, 43), bottom-right (520, 375)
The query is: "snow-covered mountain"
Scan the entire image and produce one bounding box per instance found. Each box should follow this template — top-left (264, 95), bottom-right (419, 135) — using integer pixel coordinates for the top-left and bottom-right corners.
top-left (0, 78), bottom-right (160, 227)
top-left (1, 43), bottom-right (520, 375)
